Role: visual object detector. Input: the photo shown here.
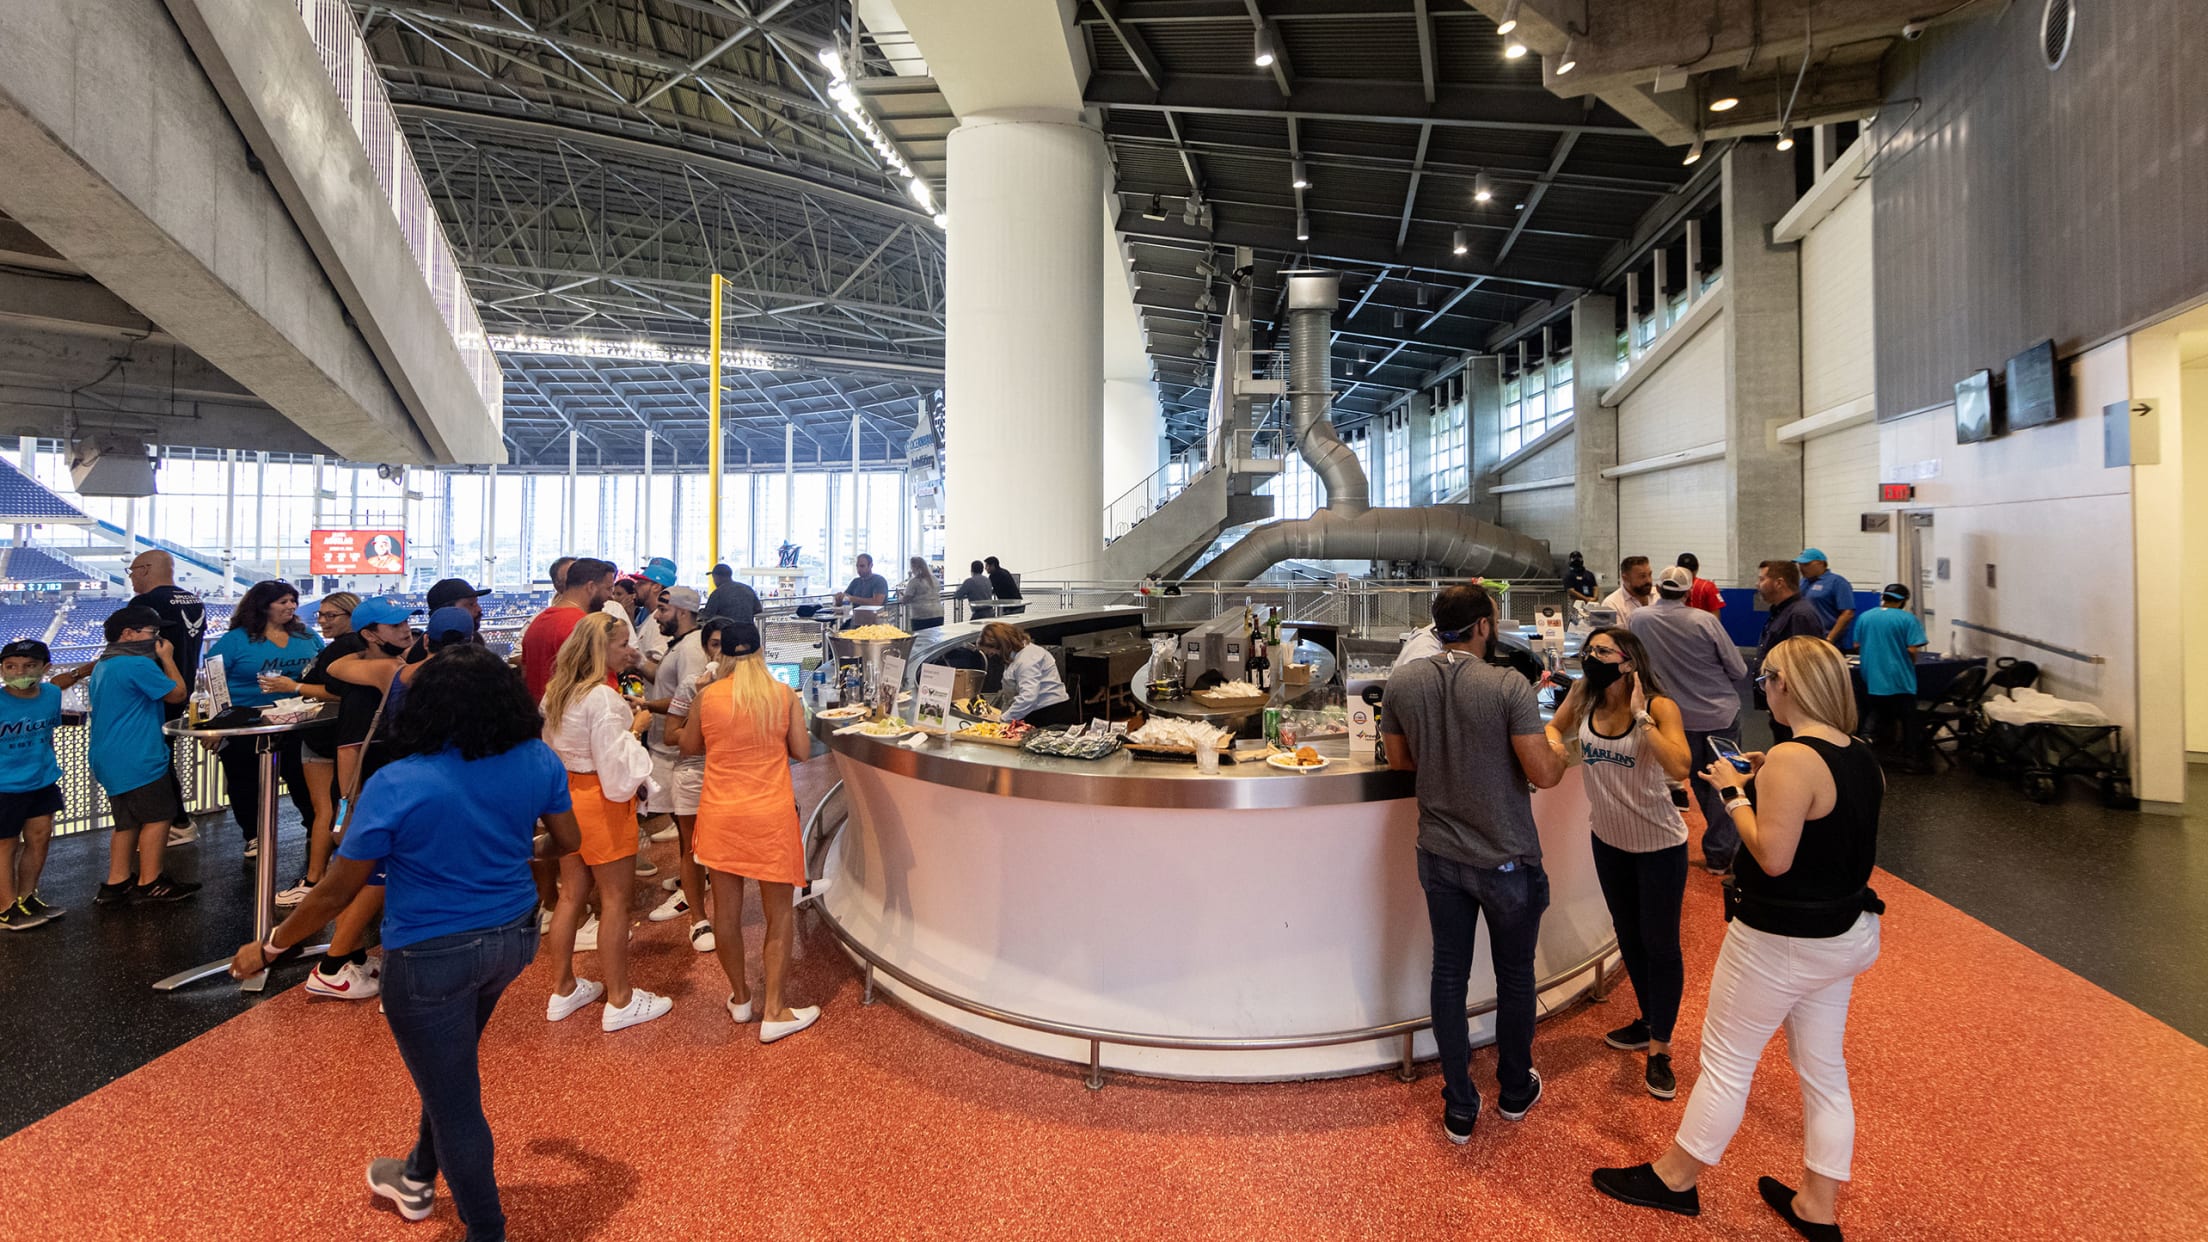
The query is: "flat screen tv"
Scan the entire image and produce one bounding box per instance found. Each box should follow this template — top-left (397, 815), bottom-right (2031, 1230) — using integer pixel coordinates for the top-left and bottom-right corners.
top-left (2005, 338), bottom-right (2061, 429)
top-left (1954, 369), bottom-right (2002, 445)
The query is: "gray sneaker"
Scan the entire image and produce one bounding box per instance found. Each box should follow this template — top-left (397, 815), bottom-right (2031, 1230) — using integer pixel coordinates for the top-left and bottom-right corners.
top-left (365, 1158), bottom-right (433, 1221)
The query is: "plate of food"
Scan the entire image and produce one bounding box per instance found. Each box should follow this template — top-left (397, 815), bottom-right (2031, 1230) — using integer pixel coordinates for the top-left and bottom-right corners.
top-left (837, 718), bottom-right (916, 738)
top-left (953, 720), bottom-right (1033, 747)
top-left (1265, 746), bottom-right (1330, 773)
top-left (817, 705), bottom-right (871, 721)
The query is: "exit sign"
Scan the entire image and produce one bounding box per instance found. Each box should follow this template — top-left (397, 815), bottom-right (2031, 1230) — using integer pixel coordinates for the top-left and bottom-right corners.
top-left (1879, 483), bottom-right (1916, 502)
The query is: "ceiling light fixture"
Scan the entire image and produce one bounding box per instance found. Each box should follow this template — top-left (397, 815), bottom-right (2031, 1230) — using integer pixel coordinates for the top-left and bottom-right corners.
top-left (1775, 124), bottom-right (1795, 151)
top-left (1253, 22), bottom-right (1278, 68)
top-left (1557, 36), bottom-right (1577, 75)
top-left (1497, 0), bottom-right (1522, 36)
top-left (1452, 227), bottom-right (1469, 256)
top-left (1182, 191), bottom-right (1204, 227)
top-left (933, 212), bottom-right (949, 230)
top-left (1296, 211), bottom-right (1311, 242)
top-left (816, 46), bottom-right (846, 79)
top-left (1291, 157), bottom-right (1311, 190)
top-left (1504, 37), bottom-right (1528, 59)
top-left (1474, 171), bottom-right (1494, 203)
top-left (1144, 194), bottom-right (1168, 221)
top-left (907, 179), bottom-right (935, 210)
top-left (1709, 95), bottom-right (1740, 112)
top-left (1683, 132), bottom-right (1705, 165)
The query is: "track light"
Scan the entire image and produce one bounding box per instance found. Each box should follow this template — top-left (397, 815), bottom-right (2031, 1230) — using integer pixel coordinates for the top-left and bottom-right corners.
top-left (1709, 95), bottom-right (1740, 112)
top-left (1416, 285), bottom-right (1431, 307)
top-left (1296, 211), bottom-right (1310, 242)
top-left (1497, 0), bottom-right (1521, 36)
top-left (1557, 36), bottom-right (1577, 75)
top-left (1182, 191), bottom-right (1204, 227)
top-left (1452, 227), bottom-right (1468, 256)
top-left (1683, 133), bottom-right (1705, 166)
top-left (1775, 124), bottom-right (1795, 151)
top-left (1291, 157), bottom-right (1311, 190)
top-left (1474, 171), bottom-right (1494, 203)
top-left (1253, 22), bottom-right (1278, 68)
top-left (1143, 194), bottom-right (1168, 221)
top-left (1504, 38), bottom-right (1527, 59)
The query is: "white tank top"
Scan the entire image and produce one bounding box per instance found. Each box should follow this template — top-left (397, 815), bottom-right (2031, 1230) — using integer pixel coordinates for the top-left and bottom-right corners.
top-left (1578, 710), bottom-right (1689, 853)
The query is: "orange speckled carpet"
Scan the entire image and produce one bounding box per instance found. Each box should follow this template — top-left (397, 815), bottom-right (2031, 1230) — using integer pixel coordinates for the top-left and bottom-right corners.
top-left (2, 831), bottom-right (2202, 1239)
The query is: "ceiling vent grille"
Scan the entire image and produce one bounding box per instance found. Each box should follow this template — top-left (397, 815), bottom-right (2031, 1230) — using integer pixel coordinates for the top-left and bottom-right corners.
top-left (2042, 0), bottom-right (2076, 70)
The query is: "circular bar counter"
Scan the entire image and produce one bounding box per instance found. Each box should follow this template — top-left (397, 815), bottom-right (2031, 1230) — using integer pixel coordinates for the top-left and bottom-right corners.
top-left (812, 725), bottom-right (1619, 1083)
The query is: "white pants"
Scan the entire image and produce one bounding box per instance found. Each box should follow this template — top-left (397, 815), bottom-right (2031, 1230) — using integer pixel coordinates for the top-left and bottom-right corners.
top-left (1675, 911), bottom-right (1881, 1180)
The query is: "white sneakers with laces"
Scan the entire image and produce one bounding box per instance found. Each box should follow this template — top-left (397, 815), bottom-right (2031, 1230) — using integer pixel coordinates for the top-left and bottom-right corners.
top-left (647, 891), bottom-right (690, 923)
top-left (601, 988), bottom-right (673, 1032)
top-left (304, 960), bottom-right (381, 1000)
top-left (546, 977), bottom-right (604, 1022)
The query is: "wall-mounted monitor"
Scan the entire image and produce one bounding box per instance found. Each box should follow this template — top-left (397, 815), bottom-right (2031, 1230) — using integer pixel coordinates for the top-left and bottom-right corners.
top-left (2005, 338), bottom-right (2061, 429)
top-left (1954, 369), bottom-right (2003, 445)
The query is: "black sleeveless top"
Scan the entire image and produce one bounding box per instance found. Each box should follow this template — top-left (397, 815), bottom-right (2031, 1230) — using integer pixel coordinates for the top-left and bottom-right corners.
top-left (1732, 736), bottom-right (1884, 938)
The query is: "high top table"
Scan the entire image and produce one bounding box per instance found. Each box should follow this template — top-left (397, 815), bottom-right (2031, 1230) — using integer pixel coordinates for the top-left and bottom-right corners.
top-left (155, 708), bottom-right (334, 993)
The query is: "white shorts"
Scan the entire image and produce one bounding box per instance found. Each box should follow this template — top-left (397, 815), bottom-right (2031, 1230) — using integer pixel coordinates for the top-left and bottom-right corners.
top-left (643, 749), bottom-right (679, 815)
top-left (672, 759), bottom-right (704, 817)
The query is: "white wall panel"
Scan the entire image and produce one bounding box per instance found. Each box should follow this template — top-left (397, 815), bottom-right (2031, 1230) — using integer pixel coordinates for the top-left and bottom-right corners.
top-left (1500, 485), bottom-right (1576, 557)
top-left (1800, 186), bottom-right (1876, 415)
top-left (1802, 421), bottom-right (1884, 586)
top-left (1617, 459), bottom-right (1731, 584)
top-left (1619, 315), bottom-right (1727, 460)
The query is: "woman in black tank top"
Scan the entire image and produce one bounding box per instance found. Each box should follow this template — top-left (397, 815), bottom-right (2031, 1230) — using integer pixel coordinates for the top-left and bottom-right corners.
top-left (1595, 637), bottom-right (1886, 1241)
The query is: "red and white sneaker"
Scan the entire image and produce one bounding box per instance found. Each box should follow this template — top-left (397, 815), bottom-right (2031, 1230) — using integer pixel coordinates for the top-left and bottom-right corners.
top-left (304, 960), bottom-right (382, 1000)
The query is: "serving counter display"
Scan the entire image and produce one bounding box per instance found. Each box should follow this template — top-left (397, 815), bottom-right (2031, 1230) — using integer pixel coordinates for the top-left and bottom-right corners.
top-left (809, 716), bottom-right (1619, 1085)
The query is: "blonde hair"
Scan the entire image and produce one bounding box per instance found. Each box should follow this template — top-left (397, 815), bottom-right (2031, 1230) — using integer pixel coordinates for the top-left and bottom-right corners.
top-left (319, 592), bottom-right (361, 620)
top-left (542, 611), bottom-right (626, 731)
top-left (1766, 636), bottom-right (1857, 735)
top-left (704, 649), bottom-right (789, 744)
top-left (978, 622), bottom-right (1030, 656)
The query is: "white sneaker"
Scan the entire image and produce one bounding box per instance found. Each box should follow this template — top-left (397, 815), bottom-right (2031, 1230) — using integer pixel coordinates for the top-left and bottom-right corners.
top-left (648, 892), bottom-right (690, 923)
top-left (690, 920), bottom-right (717, 953)
top-left (167, 822), bottom-right (199, 846)
top-left (648, 822), bottom-right (680, 843)
top-left (304, 960), bottom-right (381, 1000)
top-left (660, 875), bottom-right (683, 892)
top-left (574, 914), bottom-right (600, 952)
top-left (794, 877), bottom-right (835, 907)
top-left (538, 907), bottom-right (553, 934)
top-left (633, 856), bottom-right (659, 878)
top-left (274, 880), bottom-right (313, 907)
top-left (760, 1006), bottom-right (821, 1044)
top-left (243, 840), bottom-right (259, 860)
top-left (601, 988), bottom-right (673, 1032)
top-left (546, 977), bottom-right (603, 1021)
top-left (727, 995), bottom-right (756, 1023)
top-left (365, 954), bottom-right (383, 980)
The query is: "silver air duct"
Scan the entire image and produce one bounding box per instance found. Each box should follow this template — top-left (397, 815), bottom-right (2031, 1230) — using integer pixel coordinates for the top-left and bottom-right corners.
top-left (1190, 269), bottom-right (1551, 582)
top-left (1285, 271), bottom-right (1369, 517)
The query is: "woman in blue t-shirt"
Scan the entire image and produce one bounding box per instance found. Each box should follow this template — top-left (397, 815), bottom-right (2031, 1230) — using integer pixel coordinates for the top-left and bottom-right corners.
top-left (236, 646), bottom-right (580, 1242)
top-left (204, 581), bottom-right (324, 854)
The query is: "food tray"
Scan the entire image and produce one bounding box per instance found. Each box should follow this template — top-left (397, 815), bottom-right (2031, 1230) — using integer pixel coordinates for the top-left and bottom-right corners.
top-left (952, 727), bottom-right (1030, 748)
top-left (1124, 739), bottom-right (1232, 757)
top-left (1192, 690), bottom-right (1271, 708)
top-left (1020, 730), bottom-right (1121, 761)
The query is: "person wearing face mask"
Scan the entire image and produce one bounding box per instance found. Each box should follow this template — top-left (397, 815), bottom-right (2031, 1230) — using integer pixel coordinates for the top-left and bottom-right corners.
top-left (86, 607), bottom-right (195, 905)
top-left (1544, 627), bottom-right (1694, 1101)
top-left (1602, 556), bottom-right (1656, 620)
top-left (1563, 551), bottom-right (1599, 604)
top-left (0, 640), bottom-right (66, 930)
top-left (1382, 585), bottom-right (1566, 1144)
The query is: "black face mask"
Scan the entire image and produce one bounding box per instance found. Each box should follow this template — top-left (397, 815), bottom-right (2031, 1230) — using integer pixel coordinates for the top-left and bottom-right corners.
top-left (1580, 657), bottom-right (1626, 695)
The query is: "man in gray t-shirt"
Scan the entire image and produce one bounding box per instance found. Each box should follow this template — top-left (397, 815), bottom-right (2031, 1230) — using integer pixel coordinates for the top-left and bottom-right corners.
top-left (1382, 584), bottom-right (1564, 1138)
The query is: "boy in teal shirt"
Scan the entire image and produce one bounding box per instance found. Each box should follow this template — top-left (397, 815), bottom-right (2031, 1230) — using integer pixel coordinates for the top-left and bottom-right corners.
top-left (0, 640), bottom-right (65, 930)
top-left (89, 606), bottom-right (199, 904)
top-left (1854, 584), bottom-right (1930, 771)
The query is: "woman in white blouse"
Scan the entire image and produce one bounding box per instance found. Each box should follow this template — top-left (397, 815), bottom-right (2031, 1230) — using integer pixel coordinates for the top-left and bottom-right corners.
top-left (977, 622), bottom-right (1071, 725)
top-left (539, 612), bottom-right (671, 1033)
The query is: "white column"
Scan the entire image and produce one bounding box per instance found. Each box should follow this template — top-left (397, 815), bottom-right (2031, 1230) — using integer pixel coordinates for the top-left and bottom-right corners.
top-left (641, 434), bottom-right (654, 562)
top-left (849, 412), bottom-right (862, 565)
top-left (1102, 378), bottom-right (1163, 509)
top-left (479, 466), bottom-right (496, 587)
top-left (564, 431), bottom-right (578, 554)
top-left (783, 423), bottom-right (795, 564)
top-left (222, 448), bottom-right (237, 597)
top-left (943, 113), bottom-right (1106, 581)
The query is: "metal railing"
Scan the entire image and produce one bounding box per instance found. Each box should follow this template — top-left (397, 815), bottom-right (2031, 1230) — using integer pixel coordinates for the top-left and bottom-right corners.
top-left (53, 732), bottom-right (230, 838)
top-left (1951, 620), bottom-right (2106, 665)
top-left (1102, 421), bottom-right (1290, 545)
top-left (800, 781), bottom-right (1618, 1089)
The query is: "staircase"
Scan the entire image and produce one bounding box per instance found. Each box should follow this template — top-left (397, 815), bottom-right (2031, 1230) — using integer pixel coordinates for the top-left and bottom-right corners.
top-left (1097, 461), bottom-right (1276, 582)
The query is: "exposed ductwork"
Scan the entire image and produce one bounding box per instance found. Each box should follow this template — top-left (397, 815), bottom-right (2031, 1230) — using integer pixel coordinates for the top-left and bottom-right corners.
top-left (1189, 270), bottom-right (1552, 583)
top-left (1284, 271), bottom-right (1369, 517)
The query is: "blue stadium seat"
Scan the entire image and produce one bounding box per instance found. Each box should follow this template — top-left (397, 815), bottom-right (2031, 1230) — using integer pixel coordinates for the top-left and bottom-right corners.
top-left (0, 461), bottom-right (88, 523)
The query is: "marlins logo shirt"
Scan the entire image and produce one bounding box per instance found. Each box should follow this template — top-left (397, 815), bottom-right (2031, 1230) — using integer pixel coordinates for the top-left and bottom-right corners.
top-left (0, 684), bottom-right (62, 792)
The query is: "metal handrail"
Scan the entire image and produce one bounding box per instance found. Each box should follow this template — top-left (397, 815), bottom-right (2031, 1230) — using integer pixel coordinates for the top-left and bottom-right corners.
top-left (1951, 620), bottom-right (2106, 665)
top-left (800, 780), bottom-right (1618, 1089)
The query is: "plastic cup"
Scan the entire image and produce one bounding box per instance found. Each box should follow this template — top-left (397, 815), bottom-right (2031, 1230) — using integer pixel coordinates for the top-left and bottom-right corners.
top-left (1194, 744), bottom-right (1220, 775)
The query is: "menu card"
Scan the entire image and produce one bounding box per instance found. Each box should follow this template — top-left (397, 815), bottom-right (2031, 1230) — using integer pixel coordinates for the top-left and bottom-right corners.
top-left (874, 654), bottom-right (906, 717)
top-left (915, 664), bottom-right (955, 729)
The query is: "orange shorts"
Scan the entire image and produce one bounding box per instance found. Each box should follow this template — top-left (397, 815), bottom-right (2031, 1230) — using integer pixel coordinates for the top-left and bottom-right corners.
top-left (568, 772), bottom-right (637, 866)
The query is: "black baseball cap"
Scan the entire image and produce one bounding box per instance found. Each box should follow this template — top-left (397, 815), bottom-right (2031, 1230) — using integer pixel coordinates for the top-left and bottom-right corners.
top-left (105, 605), bottom-right (164, 642)
top-left (426, 578), bottom-right (490, 610)
top-left (0, 639), bottom-right (51, 664)
top-left (723, 621), bottom-right (762, 657)
top-left (1881, 583), bottom-right (1911, 602)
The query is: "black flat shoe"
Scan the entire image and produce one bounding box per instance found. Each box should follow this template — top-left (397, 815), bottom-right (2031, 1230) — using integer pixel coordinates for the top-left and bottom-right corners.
top-left (1759, 1176), bottom-right (1843, 1240)
top-left (1591, 1163), bottom-right (1700, 1216)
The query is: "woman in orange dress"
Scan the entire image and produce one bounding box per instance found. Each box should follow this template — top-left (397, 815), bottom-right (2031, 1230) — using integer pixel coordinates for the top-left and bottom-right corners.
top-left (679, 620), bottom-right (819, 1043)
top-left (540, 612), bottom-right (671, 1033)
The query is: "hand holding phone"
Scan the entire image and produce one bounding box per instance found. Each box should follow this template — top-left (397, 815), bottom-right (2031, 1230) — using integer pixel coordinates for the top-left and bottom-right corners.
top-left (1708, 735), bottom-right (1752, 773)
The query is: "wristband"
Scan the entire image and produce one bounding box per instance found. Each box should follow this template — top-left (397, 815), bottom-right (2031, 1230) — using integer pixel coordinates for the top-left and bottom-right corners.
top-left (1723, 793), bottom-right (1752, 813)
top-left (260, 937), bottom-right (286, 959)
top-left (1634, 711), bottom-right (1656, 730)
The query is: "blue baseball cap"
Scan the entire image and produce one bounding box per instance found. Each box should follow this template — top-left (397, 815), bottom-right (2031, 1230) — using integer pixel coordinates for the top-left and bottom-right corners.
top-left (351, 596), bottom-right (421, 628)
top-left (648, 557), bottom-right (675, 570)
top-left (425, 606), bottom-right (476, 642)
top-left (642, 562), bottom-right (677, 587)
top-left (1794, 548), bottom-right (1829, 564)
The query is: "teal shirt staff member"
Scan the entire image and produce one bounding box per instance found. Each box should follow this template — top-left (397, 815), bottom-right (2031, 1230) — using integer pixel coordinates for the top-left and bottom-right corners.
top-left (206, 584), bottom-right (325, 707)
top-left (86, 611), bottom-right (187, 797)
top-left (1853, 586), bottom-right (1929, 697)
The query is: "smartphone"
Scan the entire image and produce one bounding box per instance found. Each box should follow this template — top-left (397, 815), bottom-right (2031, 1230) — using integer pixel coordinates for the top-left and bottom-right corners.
top-left (1708, 735), bottom-right (1752, 773)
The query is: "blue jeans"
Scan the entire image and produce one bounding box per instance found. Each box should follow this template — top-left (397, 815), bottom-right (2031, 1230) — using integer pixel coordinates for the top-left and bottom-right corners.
top-left (1684, 719), bottom-right (1743, 867)
top-left (1588, 836), bottom-right (1688, 1042)
top-left (382, 907), bottom-right (540, 1242)
top-left (1416, 849), bottom-right (1550, 1117)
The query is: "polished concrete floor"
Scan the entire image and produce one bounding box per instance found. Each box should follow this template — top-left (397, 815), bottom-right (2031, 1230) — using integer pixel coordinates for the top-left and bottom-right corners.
top-left (0, 754), bottom-right (2200, 1142)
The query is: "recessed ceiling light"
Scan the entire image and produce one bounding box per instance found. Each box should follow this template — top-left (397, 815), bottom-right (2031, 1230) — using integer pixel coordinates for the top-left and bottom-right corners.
top-left (1254, 23), bottom-right (1278, 68)
top-left (1504, 39), bottom-right (1528, 59)
top-left (1709, 96), bottom-right (1740, 112)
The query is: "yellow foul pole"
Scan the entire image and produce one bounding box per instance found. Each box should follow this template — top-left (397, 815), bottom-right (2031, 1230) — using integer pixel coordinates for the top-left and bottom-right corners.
top-left (708, 273), bottom-right (724, 572)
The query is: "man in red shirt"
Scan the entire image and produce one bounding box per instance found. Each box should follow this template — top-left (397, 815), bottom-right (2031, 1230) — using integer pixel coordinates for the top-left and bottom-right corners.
top-left (1676, 552), bottom-right (1725, 615)
top-left (522, 558), bottom-right (617, 700)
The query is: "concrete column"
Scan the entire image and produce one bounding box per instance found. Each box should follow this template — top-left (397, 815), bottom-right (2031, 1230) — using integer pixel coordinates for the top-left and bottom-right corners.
top-left (1720, 144), bottom-right (1805, 581)
top-left (1571, 294), bottom-right (1621, 578)
top-left (1405, 388), bottom-right (1435, 506)
top-left (1684, 225), bottom-right (1704, 309)
top-left (1102, 378), bottom-right (1163, 507)
top-left (479, 466), bottom-right (495, 587)
top-left (1652, 248), bottom-right (1670, 335)
top-left (943, 114), bottom-right (1105, 580)
top-left (1625, 272), bottom-right (1642, 359)
top-left (1464, 355), bottom-right (1504, 524)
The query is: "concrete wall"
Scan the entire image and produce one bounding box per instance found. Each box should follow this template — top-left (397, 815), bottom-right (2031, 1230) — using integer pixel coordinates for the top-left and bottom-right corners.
top-left (2186, 360), bottom-right (2208, 756)
top-left (1796, 174), bottom-right (1888, 587)
top-left (1615, 312), bottom-right (1730, 580)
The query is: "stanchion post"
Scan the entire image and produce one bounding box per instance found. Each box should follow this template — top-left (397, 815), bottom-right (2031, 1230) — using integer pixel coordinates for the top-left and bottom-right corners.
top-left (239, 738), bottom-right (282, 994)
top-left (1085, 1039), bottom-right (1105, 1091)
